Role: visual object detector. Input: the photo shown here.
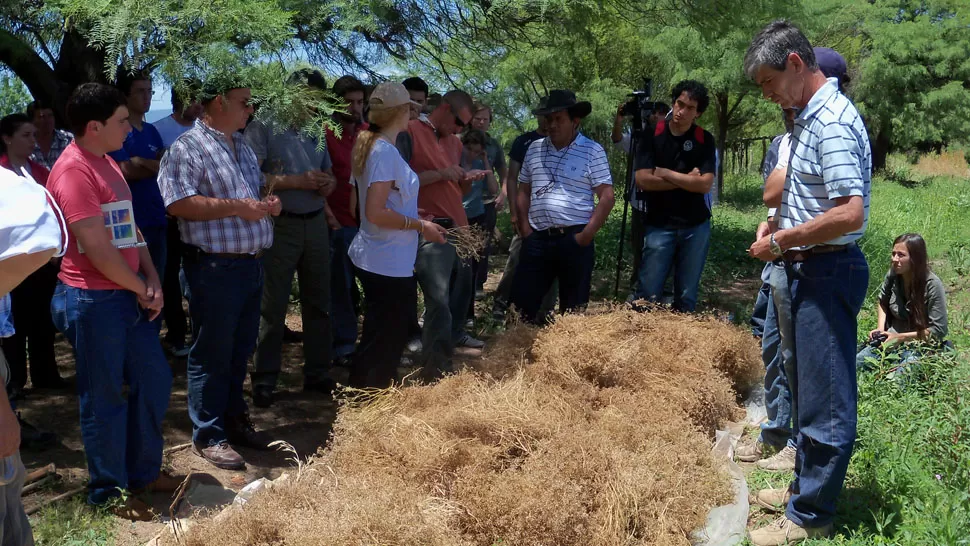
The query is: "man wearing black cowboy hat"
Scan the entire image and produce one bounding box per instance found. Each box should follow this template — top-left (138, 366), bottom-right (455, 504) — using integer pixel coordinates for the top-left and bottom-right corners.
top-left (630, 79), bottom-right (716, 313)
top-left (511, 89), bottom-right (615, 324)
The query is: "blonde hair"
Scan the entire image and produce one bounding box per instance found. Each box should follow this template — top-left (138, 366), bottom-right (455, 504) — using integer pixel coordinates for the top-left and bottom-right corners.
top-left (351, 103), bottom-right (410, 178)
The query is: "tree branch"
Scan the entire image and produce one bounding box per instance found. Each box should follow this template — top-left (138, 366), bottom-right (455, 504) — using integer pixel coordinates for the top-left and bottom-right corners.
top-left (0, 26), bottom-right (57, 103)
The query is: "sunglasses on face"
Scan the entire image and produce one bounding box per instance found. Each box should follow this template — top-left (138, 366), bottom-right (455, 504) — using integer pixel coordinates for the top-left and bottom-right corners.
top-left (454, 114), bottom-right (466, 128)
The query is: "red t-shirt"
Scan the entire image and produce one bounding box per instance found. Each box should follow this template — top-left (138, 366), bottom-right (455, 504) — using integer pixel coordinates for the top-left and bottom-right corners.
top-left (325, 123), bottom-right (366, 228)
top-left (47, 141), bottom-right (141, 290)
top-left (406, 119), bottom-right (468, 227)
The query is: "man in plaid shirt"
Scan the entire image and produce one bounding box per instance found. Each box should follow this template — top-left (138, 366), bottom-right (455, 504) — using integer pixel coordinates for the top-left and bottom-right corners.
top-left (27, 101), bottom-right (73, 170)
top-left (158, 80), bottom-right (281, 471)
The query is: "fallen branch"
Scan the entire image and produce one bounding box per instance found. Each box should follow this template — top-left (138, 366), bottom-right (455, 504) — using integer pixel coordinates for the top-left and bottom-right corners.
top-left (164, 443), bottom-right (192, 455)
top-left (24, 464), bottom-right (56, 486)
top-left (21, 474), bottom-right (56, 496)
top-left (25, 485), bottom-right (86, 515)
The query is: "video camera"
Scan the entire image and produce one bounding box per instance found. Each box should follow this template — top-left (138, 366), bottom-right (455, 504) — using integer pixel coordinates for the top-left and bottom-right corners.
top-left (620, 78), bottom-right (657, 135)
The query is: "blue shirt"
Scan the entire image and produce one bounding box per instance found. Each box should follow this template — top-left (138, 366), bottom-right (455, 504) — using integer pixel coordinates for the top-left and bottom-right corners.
top-left (0, 295), bottom-right (13, 339)
top-left (782, 78), bottom-right (871, 248)
top-left (348, 139), bottom-right (420, 278)
top-left (461, 157), bottom-right (487, 218)
top-left (109, 122), bottom-right (167, 228)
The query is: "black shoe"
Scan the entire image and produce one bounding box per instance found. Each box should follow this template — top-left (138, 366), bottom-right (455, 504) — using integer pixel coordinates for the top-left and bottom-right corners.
top-left (18, 415), bottom-right (58, 450)
top-left (225, 414), bottom-right (274, 451)
top-left (252, 386), bottom-right (274, 409)
top-left (303, 378), bottom-right (337, 395)
top-left (282, 326), bottom-right (304, 343)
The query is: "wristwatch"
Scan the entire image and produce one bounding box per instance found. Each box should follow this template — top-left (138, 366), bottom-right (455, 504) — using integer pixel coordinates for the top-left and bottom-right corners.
top-left (769, 233), bottom-right (784, 257)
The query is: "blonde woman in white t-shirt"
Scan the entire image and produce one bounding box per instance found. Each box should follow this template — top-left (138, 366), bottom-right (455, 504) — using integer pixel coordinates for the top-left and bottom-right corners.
top-left (346, 82), bottom-right (447, 388)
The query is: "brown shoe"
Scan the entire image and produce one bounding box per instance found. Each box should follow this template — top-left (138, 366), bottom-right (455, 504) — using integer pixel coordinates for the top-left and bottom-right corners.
top-left (133, 472), bottom-right (188, 494)
top-left (193, 441), bottom-right (246, 470)
top-left (111, 496), bottom-right (156, 522)
top-left (226, 414), bottom-right (274, 451)
top-left (751, 487), bottom-right (793, 512)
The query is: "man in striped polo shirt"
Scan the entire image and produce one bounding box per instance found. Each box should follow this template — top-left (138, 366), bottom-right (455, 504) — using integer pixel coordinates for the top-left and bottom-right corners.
top-left (744, 21), bottom-right (871, 546)
top-left (511, 90), bottom-right (615, 324)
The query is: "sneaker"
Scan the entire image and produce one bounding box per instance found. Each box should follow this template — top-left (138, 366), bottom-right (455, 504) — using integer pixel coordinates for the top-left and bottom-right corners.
top-left (456, 333), bottom-right (485, 349)
top-left (751, 487), bottom-right (792, 512)
top-left (193, 441), bottom-right (245, 470)
top-left (735, 440), bottom-right (765, 463)
top-left (226, 414), bottom-right (274, 451)
top-left (18, 415), bottom-right (58, 450)
top-left (465, 318), bottom-right (475, 330)
top-left (111, 496), bottom-right (157, 522)
top-left (748, 515), bottom-right (832, 545)
top-left (405, 338), bottom-right (423, 354)
top-left (757, 445), bottom-right (797, 472)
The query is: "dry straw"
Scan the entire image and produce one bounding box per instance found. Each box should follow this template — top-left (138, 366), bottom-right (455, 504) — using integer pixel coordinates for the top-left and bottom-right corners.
top-left (446, 225), bottom-right (488, 260)
top-left (166, 308), bottom-right (761, 546)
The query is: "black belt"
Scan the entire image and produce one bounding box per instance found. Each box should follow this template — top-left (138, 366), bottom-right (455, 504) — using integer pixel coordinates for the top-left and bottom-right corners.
top-left (184, 245), bottom-right (265, 260)
top-left (278, 208), bottom-right (323, 220)
top-left (532, 224), bottom-right (586, 238)
top-left (783, 243), bottom-right (854, 263)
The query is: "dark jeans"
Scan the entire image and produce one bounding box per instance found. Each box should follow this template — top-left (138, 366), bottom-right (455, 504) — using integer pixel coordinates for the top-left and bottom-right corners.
top-left (629, 208), bottom-right (647, 289)
top-left (760, 262), bottom-right (795, 449)
top-left (0, 262), bottom-right (58, 390)
top-left (330, 226), bottom-right (360, 358)
top-left (349, 269), bottom-right (416, 388)
top-left (634, 220), bottom-right (711, 312)
top-left (183, 252), bottom-right (263, 447)
top-left (492, 233), bottom-right (557, 319)
top-left (750, 265), bottom-right (772, 337)
top-left (467, 212), bottom-right (487, 318)
top-left (51, 284), bottom-right (172, 504)
top-left (141, 223), bottom-right (167, 331)
top-left (511, 228), bottom-right (595, 324)
top-left (415, 239), bottom-right (473, 372)
top-left (476, 203), bottom-right (498, 290)
top-left (785, 245), bottom-right (868, 528)
top-left (253, 212), bottom-right (332, 391)
top-left (162, 220), bottom-right (189, 348)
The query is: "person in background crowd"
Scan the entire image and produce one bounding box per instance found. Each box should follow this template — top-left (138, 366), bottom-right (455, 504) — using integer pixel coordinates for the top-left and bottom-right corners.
top-left (247, 69), bottom-right (337, 408)
top-left (326, 76), bottom-right (367, 367)
top-left (402, 77), bottom-right (430, 121)
top-left (155, 85), bottom-right (204, 357)
top-left (630, 80), bottom-right (716, 313)
top-left (0, 163), bottom-right (71, 545)
top-left (468, 102), bottom-right (508, 298)
top-left (159, 80), bottom-right (281, 471)
top-left (425, 93), bottom-right (442, 115)
top-left (737, 107), bottom-right (798, 473)
top-left (47, 83), bottom-right (176, 520)
top-left (749, 118), bottom-right (788, 339)
top-left (511, 90), bottom-right (615, 324)
top-left (111, 70), bottom-right (168, 305)
top-left (460, 128), bottom-right (498, 320)
top-left (745, 23), bottom-right (871, 545)
top-left (396, 89), bottom-right (485, 380)
top-left (611, 100), bottom-right (669, 289)
top-left (347, 82), bottom-right (448, 388)
top-left (0, 115), bottom-right (65, 396)
top-left (27, 100), bottom-right (73, 170)
top-left (491, 97), bottom-right (557, 321)
top-left (856, 233), bottom-right (948, 372)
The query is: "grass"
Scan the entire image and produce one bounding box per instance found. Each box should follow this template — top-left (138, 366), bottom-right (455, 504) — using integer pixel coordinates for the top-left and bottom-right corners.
top-left (30, 496), bottom-right (116, 545)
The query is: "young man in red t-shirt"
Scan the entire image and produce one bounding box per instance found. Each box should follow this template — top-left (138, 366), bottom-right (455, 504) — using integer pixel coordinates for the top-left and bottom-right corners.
top-left (47, 83), bottom-right (177, 520)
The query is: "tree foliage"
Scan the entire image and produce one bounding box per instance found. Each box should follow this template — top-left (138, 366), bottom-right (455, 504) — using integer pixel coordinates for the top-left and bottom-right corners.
top-left (0, 72), bottom-right (30, 115)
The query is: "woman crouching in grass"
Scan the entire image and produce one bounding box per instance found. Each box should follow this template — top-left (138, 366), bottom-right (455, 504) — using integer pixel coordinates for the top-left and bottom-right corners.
top-left (857, 233), bottom-right (949, 375)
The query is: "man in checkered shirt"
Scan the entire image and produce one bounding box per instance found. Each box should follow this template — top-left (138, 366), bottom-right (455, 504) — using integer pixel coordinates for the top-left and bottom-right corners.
top-left (27, 100), bottom-right (73, 170)
top-left (159, 80), bottom-right (281, 472)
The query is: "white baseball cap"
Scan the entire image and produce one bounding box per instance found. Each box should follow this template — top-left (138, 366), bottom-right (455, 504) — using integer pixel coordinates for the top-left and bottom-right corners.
top-left (369, 82), bottom-right (420, 111)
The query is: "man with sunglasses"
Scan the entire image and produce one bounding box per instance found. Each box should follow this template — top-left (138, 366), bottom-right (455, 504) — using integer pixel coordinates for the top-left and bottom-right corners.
top-left (158, 80), bottom-right (282, 471)
top-left (396, 89), bottom-right (486, 381)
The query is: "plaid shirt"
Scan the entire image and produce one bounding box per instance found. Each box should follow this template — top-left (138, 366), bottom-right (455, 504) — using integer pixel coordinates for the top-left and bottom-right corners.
top-left (0, 294), bottom-right (13, 339)
top-left (158, 120), bottom-right (273, 254)
top-left (31, 129), bottom-right (74, 170)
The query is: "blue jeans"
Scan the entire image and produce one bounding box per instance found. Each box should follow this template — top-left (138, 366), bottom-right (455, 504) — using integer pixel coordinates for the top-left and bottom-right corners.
top-left (750, 264), bottom-right (772, 337)
top-left (785, 245), bottom-right (868, 528)
top-left (183, 253), bottom-right (263, 447)
top-left (634, 220), bottom-right (711, 312)
top-left (760, 262), bottom-right (795, 449)
top-left (330, 226), bottom-right (360, 358)
top-left (51, 284), bottom-right (172, 504)
top-left (414, 239), bottom-right (473, 372)
top-left (511, 229), bottom-right (595, 324)
top-left (141, 223), bottom-right (167, 331)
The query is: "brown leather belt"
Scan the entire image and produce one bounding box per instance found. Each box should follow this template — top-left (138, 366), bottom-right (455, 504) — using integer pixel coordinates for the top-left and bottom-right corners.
top-left (783, 244), bottom-right (852, 263)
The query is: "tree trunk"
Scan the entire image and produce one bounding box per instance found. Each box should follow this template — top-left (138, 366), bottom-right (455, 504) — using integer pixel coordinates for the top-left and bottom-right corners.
top-left (872, 126), bottom-right (891, 172)
top-left (714, 91), bottom-right (729, 204)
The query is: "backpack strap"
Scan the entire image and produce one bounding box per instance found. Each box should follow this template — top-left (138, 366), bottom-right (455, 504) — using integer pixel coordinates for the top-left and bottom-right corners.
top-left (654, 119), bottom-right (666, 136)
top-left (694, 125), bottom-right (705, 144)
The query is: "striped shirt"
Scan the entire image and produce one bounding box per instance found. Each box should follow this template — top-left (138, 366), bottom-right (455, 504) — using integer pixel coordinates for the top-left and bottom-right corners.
top-left (519, 133), bottom-right (612, 231)
top-left (0, 295), bottom-right (12, 339)
top-left (31, 129), bottom-right (74, 170)
top-left (781, 78), bottom-right (871, 248)
top-left (158, 120), bottom-right (273, 254)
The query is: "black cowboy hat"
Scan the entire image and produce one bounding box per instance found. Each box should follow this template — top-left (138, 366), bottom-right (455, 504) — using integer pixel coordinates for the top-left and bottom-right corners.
top-left (531, 89), bottom-right (592, 118)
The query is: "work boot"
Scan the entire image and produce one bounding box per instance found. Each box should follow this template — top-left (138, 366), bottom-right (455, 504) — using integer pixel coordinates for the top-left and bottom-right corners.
top-left (751, 487), bottom-right (792, 512)
top-left (193, 441), bottom-right (245, 470)
top-left (748, 515), bottom-right (833, 545)
top-left (735, 439), bottom-right (774, 463)
top-left (226, 414), bottom-right (274, 451)
top-left (111, 496), bottom-right (157, 522)
top-left (757, 445), bottom-right (797, 472)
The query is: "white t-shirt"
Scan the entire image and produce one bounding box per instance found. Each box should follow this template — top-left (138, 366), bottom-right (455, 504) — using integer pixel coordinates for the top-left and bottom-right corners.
top-left (154, 115), bottom-right (194, 148)
top-left (775, 133), bottom-right (793, 171)
top-left (348, 138), bottom-right (420, 278)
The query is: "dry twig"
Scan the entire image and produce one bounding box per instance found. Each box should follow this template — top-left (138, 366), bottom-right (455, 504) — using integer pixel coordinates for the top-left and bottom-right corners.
top-left (445, 224), bottom-right (488, 260)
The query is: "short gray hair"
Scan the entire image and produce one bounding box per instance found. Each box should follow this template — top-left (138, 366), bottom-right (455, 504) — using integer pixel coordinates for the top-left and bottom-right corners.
top-left (743, 20), bottom-right (818, 80)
